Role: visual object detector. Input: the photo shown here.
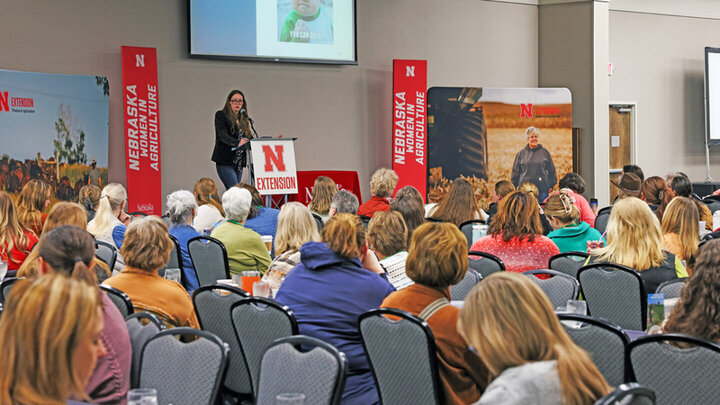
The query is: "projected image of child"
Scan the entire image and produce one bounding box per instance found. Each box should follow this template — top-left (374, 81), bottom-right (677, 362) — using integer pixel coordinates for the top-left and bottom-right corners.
top-left (279, 0), bottom-right (334, 44)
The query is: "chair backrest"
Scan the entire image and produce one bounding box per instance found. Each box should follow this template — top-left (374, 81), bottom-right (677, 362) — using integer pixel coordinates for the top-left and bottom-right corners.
top-left (468, 250), bottom-right (505, 279)
top-left (99, 284), bottom-right (134, 318)
top-left (312, 213), bottom-right (324, 233)
top-left (558, 314), bottom-right (630, 387)
top-left (458, 219), bottom-right (486, 248)
top-left (95, 240), bottom-right (117, 271)
top-left (158, 235), bottom-right (185, 286)
top-left (425, 217), bottom-right (446, 223)
top-left (193, 284), bottom-right (252, 396)
top-left (125, 312), bottom-right (165, 388)
top-left (359, 215), bottom-right (371, 228)
top-left (594, 207), bottom-right (612, 234)
top-left (256, 335), bottom-right (348, 405)
top-left (523, 269), bottom-right (579, 309)
top-left (359, 308), bottom-right (441, 405)
top-left (0, 277), bottom-right (22, 304)
top-left (594, 383), bottom-right (656, 405)
top-left (450, 268), bottom-right (482, 301)
top-left (549, 251), bottom-right (589, 278)
top-left (188, 235), bottom-right (230, 287)
top-left (577, 263), bottom-right (646, 330)
top-left (629, 333), bottom-right (720, 405)
top-left (230, 297), bottom-right (298, 396)
top-left (655, 278), bottom-right (687, 299)
top-left (139, 327), bottom-right (229, 405)
top-left (701, 198), bottom-right (720, 214)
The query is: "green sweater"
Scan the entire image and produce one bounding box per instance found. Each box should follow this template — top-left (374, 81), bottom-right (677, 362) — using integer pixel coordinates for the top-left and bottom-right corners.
top-left (210, 221), bottom-right (272, 275)
top-left (547, 222), bottom-right (603, 253)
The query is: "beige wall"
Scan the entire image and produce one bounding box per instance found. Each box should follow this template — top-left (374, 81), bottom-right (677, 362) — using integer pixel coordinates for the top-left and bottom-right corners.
top-left (0, 0), bottom-right (538, 200)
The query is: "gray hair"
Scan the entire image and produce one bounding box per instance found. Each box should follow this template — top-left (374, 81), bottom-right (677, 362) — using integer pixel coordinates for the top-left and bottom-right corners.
top-left (222, 187), bottom-right (252, 222)
top-left (526, 126), bottom-right (539, 137)
top-left (331, 189), bottom-right (360, 214)
top-left (166, 190), bottom-right (197, 226)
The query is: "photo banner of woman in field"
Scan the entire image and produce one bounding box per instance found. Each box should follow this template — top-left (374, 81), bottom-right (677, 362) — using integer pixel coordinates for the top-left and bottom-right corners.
top-left (0, 69), bottom-right (109, 205)
top-left (427, 87), bottom-right (571, 209)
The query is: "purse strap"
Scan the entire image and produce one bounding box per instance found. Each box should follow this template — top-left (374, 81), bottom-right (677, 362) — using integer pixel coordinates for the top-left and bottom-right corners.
top-left (417, 297), bottom-right (451, 321)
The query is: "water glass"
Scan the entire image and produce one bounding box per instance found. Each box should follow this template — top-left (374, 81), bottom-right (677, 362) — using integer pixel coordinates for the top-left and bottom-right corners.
top-left (253, 280), bottom-right (271, 298)
top-left (275, 393), bottom-right (305, 405)
top-left (566, 300), bottom-right (587, 316)
top-left (163, 268), bottom-right (181, 283)
top-left (127, 388), bottom-right (158, 405)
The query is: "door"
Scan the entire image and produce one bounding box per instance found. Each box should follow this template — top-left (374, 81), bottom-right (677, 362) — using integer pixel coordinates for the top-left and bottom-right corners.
top-left (609, 105), bottom-right (634, 203)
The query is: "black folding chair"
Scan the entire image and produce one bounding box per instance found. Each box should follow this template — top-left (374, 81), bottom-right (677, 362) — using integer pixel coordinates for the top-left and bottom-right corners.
top-left (577, 263), bottom-right (646, 330)
top-left (549, 251), bottom-right (589, 278)
top-left (100, 284), bottom-right (134, 318)
top-left (468, 250), bottom-right (505, 279)
top-left (188, 235), bottom-right (230, 287)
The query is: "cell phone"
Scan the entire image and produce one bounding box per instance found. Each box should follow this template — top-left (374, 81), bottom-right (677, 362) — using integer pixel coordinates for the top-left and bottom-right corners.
top-left (590, 198), bottom-right (598, 210)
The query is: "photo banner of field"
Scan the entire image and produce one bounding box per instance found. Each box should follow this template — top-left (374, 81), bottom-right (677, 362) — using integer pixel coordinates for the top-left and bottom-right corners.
top-left (0, 69), bottom-right (109, 203)
top-left (427, 87), bottom-right (572, 209)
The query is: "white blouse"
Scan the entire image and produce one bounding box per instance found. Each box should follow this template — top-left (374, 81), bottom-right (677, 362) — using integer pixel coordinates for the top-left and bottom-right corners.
top-left (193, 204), bottom-right (225, 234)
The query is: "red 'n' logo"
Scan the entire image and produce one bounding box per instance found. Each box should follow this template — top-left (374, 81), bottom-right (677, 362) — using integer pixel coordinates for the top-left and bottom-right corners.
top-left (520, 103), bottom-right (533, 118)
top-left (0, 92), bottom-right (9, 112)
top-left (263, 145), bottom-right (286, 172)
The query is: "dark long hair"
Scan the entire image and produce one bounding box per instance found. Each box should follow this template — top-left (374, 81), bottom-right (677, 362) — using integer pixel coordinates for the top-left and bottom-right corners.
top-left (431, 178), bottom-right (481, 226)
top-left (489, 190), bottom-right (542, 242)
top-left (37, 225), bottom-right (97, 284)
top-left (222, 90), bottom-right (252, 138)
top-left (641, 176), bottom-right (673, 221)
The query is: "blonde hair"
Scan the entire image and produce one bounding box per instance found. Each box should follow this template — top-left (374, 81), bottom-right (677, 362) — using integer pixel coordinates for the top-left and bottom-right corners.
top-left (406, 222), bottom-right (467, 288)
top-left (275, 202), bottom-right (320, 255)
top-left (16, 179), bottom-right (51, 234)
top-left (458, 272), bottom-right (609, 405)
top-left (0, 274), bottom-right (101, 405)
top-left (591, 197), bottom-right (666, 271)
top-left (518, 182), bottom-right (539, 198)
top-left (87, 183), bottom-right (127, 237)
top-left (323, 213), bottom-right (365, 259)
top-left (661, 197), bottom-right (699, 262)
top-left (194, 178), bottom-right (225, 216)
top-left (544, 189), bottom-right (580, 224)
top-left (308, 176), bottom-right (337, 215)
top-left (0, 191), bottom-right (33, 260)
top-left (120, 216), bottom-right (173, 272)
top-left (369, 168), bottom-right (399, 198)
top-left (367, 211), bottom-right (407, 257)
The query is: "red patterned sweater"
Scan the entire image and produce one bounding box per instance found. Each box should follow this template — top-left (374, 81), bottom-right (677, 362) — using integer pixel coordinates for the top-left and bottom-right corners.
top-left (470, 234), bottom-right (560, 273)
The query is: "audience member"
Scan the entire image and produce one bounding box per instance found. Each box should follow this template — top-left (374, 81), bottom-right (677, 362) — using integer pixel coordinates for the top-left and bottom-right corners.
top-left (458, 272), bottom-right (610, 404)
top-left (0, 274), bottom-right (107, 405)
top-left (367, 211), bottom-right (414, 290)
top-left (103, 217), bottom-right (199, 328)
top-left (545, 190), bottom-right (603, 253)
top-left (275, 213), bottom-right (394, 405)
top-left (611, 173), bottom-right (642, 200)
top-left (640, 176), bottom-right (673, 221)
top-left (238, 183), bottom-right (279, 253)
top-left (429, 178), bottom-right (488, 225)
top-left (79, 184), bottom-right (102, 222)
top-left (308, 176), bottom-right (337, 223)
top-left (35, 225), bottom-right (131, 404)
top-left (587, 197), bottom-right (687, 293)
top-left (0, 191), bottom-right (38, 271)
top-left (382, 222), bottom-right (488, 404)
top-left (395, 185), bottom-right (424, 203)
top-left (661, 197), bottom-right (699, 265)
top-left (16, 179), bottom-right (51, 235)
top-left (166, 190), bottom-right (201, 291)
top-left (88, 183), bottom-right (130, 274)
top-left (623, 164), bottom-right (645, 182)
top-left (390, 192), bottom-right (425, 244)
top-left (667, 173), bottom-right (713, 231)
top-left (210, 187), bottom-right (271, 275)
top-left (664, 240), bottom-right (720, 341)
top-left (262, 202), bottom-right (320, 292)
top-left (555, 173), bottom-right (596, 227)
top-left (329, 189), bottom-right (360, 216)
top-left (518, 182), bottom-right (552, 234)
top-left (357, 168), bottom-right (399, 218)
top-left (192, 177), bottom-right (225, 234)
top-left (487, 180), bottom-right (515, 223)
top-left (471, 190), bottom-right (559, 273)
top-left (17, 202), bottom-right (111, 282)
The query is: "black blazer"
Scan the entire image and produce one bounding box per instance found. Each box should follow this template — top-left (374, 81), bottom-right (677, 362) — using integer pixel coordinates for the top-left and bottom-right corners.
top-left (212, 111), bottom-right (250, 165)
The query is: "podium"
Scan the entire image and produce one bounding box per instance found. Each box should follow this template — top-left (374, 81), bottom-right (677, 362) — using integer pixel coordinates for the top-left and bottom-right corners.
top-left (250, 137), bottom-right (298, 207)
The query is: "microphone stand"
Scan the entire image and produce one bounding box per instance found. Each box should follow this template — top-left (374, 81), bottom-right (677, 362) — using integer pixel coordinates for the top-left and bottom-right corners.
top-left (245, 112), bottom-right (259, 186)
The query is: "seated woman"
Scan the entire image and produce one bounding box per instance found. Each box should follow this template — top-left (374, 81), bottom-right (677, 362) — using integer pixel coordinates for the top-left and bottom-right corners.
top-left (545, 190), bottom-right (603, 253)
top-left (667, 173), bottom-right (712, 231)
top-left (664, 240), bottom-right (720, 340)
top-left (211, 187), bottom-right (271, 276)
top-left (518, 182), bottom-right (552, 234)
top-left (486, 180), bottom-right (515, 223)
top-left (390, 192), bottom-right (425, 244)
top-left (661, 197), bottom-right (699, 265)
top-left (458, 272), bottom-right (609, 404)
top-left (261, 202), bottom-right (320, 293)
top-left (79, 184), bottom-right (102, 222)
top-left (103, 216), bottom-right (199, 328)
top-left (36, 225), bottom-right (131, 404)
top-left (368, 211), bottom-right (414, 290)
top-left (0, 274), bottom-right (107, 405)
top-left (382, 222), bottom-right (488, 404)
top-left (166, 190), bottom-right (201, 291)
top-left (555, 173), bottom-right (596, 227)
top-left (471, 190), bottom-right (559, 273)
top-left (357, 168), bottom-right (399, 218)
top-left (238, 183), bottom-right (280, 253)
top-left (588, 197), bottom-right (688, 293)
top-left (308, 176), bottom-right (336, 223)
top-left (16, 179), bottom-right (51, 236)
top-left (88, 183), bottom-right (131, 274)
top-left (429, 178), bottom-right (488, 225)
top-left (275, 213), bottom-right (395, 405)
top-left (0, 191), bottom-right (38, 272)
top-left (192, 177), bottom-right (226, 234)
top-left (641, 176), bottom-right (673, 221)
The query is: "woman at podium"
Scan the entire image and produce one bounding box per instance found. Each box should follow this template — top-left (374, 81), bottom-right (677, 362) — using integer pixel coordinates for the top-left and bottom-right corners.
top-left (212, 90), bottom-right (253, 190)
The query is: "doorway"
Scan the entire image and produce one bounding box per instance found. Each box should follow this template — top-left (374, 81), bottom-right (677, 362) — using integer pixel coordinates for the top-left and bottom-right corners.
top-left (609, 104), bottom-right (636, 203)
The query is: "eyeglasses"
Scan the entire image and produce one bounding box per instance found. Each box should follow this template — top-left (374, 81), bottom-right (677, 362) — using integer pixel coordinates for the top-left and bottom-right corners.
top-left (230, 99), bottom-right (243, 104)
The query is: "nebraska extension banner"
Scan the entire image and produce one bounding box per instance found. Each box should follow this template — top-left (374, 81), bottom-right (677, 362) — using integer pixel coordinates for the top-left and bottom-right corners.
top-left (392, 60), bottom-right (427, 201)
top-left (250, 139), bottom-right (298, 195)
top-left (0, 69), bottom-right (109, 204)
top-left (122, 46), bottom-right (161, 215)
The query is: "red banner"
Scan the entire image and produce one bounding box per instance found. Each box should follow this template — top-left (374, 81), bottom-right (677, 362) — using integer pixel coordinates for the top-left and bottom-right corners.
top-left (269, 170), bottom-right (362, 207)
top-left (122, 46), bottom-right (161, 215)
top-left (392, 60), bottom-right (427, 202)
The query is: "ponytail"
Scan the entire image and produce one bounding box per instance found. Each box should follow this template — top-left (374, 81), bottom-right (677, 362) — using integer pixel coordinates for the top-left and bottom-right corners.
top-left (544, 189), bottom-right (580, 223)
top-left (38, 225), bottom-right (97, 284)
top-left (655, 184), bottom-right (674, 221)
top-left (88, 183), bottom-right (127, 236)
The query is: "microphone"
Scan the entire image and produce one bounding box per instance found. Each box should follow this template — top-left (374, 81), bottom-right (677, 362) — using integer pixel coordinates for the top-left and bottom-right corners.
top-left (239, 108), bottom-right (247, 116)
